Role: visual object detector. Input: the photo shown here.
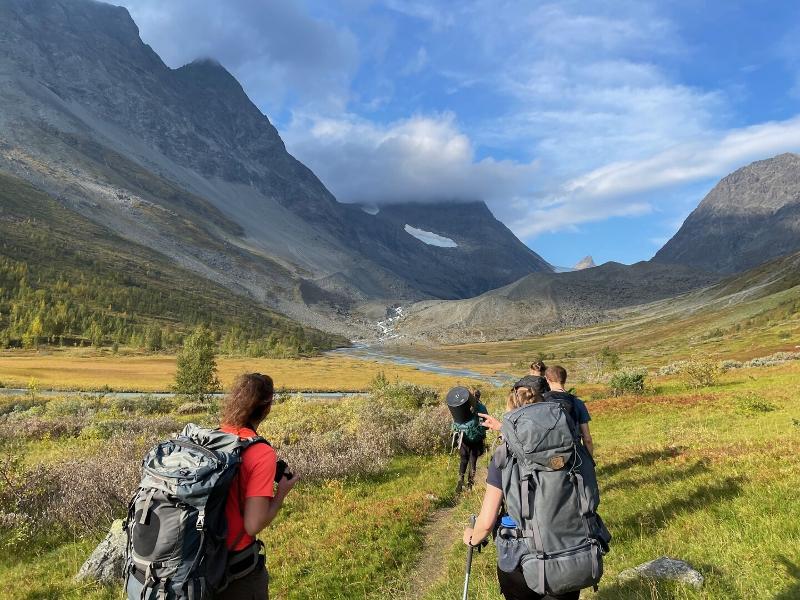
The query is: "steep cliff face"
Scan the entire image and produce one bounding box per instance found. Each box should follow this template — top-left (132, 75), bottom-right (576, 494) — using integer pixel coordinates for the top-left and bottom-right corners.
top-left (654, 153), bottom-right (800, 274)
top-left (0, 0), bottom-right (551, 332)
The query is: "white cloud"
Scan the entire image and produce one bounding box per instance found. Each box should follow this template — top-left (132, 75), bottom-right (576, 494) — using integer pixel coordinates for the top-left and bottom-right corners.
top-left (114, 0), bottom-right (358, 113)
top-left (513, 116), bottom-right (800, 237)
top-left (284, 112), bottom-right (539, 205)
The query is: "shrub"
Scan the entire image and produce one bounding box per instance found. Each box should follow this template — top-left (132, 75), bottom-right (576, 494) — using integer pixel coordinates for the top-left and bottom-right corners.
top-left (720, 360), bottom-right (743, 372)
top-left (597, 346), bottom-right (621, 372)
top-left (80, 416), bottom-right (182, 440)
top-left (658, 361), bottom-right (688, 376)
top-left (173, 326), bottom-right (221, 401)
top-left (372, 380), bottom-right (438, 410)
top-left (46, 395), bottom-right (104, 418)
top-left (736, 393), bottom-right (777, 414)
top-left (277, 430), bottom-right (392, 481)
top-left (176, 401), bottom-right (207, 415)
top-left (136, 395), bottom-right (174, 415)
top-left (0, 415), bottom-right (86, 442)
top-left (0, 397), bottom-right (49, 416)
top-left (396, 405), bottom-right (451, 454)
top-left (608, 369), bottom-right (647, 396)
top-left (680, 357), bottom-right (721, 389)
top-left (0, 454), bottom-right (58, 546)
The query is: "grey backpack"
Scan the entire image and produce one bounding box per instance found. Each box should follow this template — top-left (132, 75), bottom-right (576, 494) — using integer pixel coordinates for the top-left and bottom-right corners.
top-left (494, 399), bottom-right (611, 595)
top-left (124, 423), bottom-right (267, 600)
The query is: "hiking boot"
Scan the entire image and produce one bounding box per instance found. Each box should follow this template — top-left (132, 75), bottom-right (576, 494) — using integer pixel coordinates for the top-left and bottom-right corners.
top-left (456, 479), bottom-right (464, 493)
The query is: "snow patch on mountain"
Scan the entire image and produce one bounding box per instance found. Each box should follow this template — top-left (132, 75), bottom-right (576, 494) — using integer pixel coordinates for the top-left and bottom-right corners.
top-left (404, 224), bottom-right (458, 248)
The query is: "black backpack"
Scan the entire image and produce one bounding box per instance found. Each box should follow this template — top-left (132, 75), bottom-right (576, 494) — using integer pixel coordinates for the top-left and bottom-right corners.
top-left (124, 424), bottom-right (267, 600)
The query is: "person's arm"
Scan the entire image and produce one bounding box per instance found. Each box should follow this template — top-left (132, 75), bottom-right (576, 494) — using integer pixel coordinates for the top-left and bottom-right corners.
top-left (579, 423), bottom-right (594, 457)
top-left (462, 484), bottom-right (503, 546)
top-left (243, 473), bottom-right (300, 536)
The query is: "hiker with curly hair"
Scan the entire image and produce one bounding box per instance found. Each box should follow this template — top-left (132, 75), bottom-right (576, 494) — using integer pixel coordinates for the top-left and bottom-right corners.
top-left (217, 373), bottom-right (300, 600)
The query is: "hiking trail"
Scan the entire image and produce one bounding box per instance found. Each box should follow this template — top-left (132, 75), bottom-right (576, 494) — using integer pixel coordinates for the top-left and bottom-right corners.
top-left (402, 467), bottom-right (488, 599)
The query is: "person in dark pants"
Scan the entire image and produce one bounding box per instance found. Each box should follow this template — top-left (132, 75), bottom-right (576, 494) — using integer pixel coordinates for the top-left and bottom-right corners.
top-left (455, 388), bottom-right (489, 492)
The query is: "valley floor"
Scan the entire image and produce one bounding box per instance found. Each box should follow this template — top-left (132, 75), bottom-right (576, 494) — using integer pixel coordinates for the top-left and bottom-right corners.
top-left (1, 293), bottom-right (799, 599)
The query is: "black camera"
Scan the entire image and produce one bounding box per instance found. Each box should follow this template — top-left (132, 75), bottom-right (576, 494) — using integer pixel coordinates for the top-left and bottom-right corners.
top-left (274, 459), bottom-right (293, 482)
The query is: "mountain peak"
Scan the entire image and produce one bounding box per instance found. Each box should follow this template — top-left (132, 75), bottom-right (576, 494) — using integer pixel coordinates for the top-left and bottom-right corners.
top-left (654, 153), bottom-right (800, 273)
top-left (574, 256), bottom-right (596, 270)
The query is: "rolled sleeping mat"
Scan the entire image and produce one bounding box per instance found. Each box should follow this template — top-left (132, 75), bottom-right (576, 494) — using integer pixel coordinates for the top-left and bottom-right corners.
top-left (446, 386), bottom-right (473, 424)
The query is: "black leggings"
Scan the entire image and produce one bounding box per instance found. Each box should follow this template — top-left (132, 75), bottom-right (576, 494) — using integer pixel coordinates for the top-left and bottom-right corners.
top-left (458, 440), bottom-right (484, 482)
top-left (497, 566), bottom-right (580, 600)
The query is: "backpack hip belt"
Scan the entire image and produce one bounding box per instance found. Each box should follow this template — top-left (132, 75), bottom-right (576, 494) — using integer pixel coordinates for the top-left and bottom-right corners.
top-left (226, 540), bottom-right (265, 582)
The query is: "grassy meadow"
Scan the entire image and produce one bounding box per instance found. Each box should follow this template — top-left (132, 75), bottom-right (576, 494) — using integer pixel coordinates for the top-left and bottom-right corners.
top-left (0, 350), bottom-right (483, 392)
top-left (1, 295), bottom-right (799, 599)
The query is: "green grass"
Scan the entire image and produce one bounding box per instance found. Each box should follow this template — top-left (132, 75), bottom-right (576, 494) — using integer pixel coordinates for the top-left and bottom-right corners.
top-left (2, 337), bottom-right (800, 598)
top-left (421, 363), bottom-right (800, 600)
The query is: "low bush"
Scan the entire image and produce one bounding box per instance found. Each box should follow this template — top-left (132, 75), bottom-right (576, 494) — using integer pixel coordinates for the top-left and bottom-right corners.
top-left (735, 393), bottom-right (777, 414)
top-left (277, 429), bottom-right (393, 481)
top-left (0, 415), bottom-right (86, 442)
top-left (680, 357), bottom-right (721, 389)
top-left (720, 359), bottom-right (743, 372)
top-left (371, 379), bottom-right (438, 410)
top-left (46, 395), bottom-right (105, 418)
top-left (176, 401), bottom-right (207, 415)
top-left (608, 369), bottom-right (647, 396)
top-left (396, 405), bottom-right (451, 454)
top-left (80, 416), bottom-right (182, 440)
top-left (0, 397), bottom-right (49, 416)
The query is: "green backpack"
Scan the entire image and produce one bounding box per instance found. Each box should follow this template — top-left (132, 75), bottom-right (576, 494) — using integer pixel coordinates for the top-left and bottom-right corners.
top-left (452, 402), bottom-right (487, 444)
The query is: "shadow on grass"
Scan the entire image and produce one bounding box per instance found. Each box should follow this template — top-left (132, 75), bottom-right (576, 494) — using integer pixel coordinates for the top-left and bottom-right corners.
top-left (615, 476), bottom-right (744, 540)
top-left (774, 556), bottom-right (800, 600)
top-left (597, 446), bottom-right (687, 479)
top-left (602, 460), bottom-right (709, 494)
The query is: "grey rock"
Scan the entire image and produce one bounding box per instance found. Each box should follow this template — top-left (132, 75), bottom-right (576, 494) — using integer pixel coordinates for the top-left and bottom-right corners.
top-left (655, 153), bottom-right (800, 274)
top-left (75, 519), bottom-right (126, 583)
top-left (573, 256), bottom-right (596, 270)
top-left (618, 556), bottom-right (704, 589)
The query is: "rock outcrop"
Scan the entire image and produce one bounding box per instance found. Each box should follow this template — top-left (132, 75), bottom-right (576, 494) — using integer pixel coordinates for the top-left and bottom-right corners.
top-left (654, 153), bottom-right (800, 274)
top-left (618, 556), bottom-right (704, 589)
top-left (76, 519), bottom-right (126, 583)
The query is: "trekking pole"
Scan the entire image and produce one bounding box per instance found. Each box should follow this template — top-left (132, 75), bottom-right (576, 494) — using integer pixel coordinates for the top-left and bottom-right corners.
top-left (462, 515), bottom-right (477, 600)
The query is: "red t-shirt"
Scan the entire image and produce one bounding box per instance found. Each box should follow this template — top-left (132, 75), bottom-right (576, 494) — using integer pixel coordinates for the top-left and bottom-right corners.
top-left (220, 425), bottom-right (277, 551)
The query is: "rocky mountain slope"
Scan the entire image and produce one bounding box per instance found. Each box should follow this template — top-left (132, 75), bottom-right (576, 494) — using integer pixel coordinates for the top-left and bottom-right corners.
top-left (0, 0), bottom-right (549, 337)
top-left (654, 153), bottom-right (800, 274)
top-left (398, 261), bottom-right (717, 343)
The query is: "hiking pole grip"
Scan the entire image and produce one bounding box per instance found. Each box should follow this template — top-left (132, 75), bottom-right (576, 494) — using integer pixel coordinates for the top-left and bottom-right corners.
top-left (462, 515), bottom-right (477, 600)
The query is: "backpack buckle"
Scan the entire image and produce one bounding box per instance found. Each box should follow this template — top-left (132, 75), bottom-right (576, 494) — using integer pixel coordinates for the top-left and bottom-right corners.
top-left (196, 511), bottom-right (205, 530)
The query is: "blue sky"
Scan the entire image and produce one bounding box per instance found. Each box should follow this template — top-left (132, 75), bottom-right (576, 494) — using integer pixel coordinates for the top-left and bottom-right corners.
top-left (117, 0), bottom-right (800, 268)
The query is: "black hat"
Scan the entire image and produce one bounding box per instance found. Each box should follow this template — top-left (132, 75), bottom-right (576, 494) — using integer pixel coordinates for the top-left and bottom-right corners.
top-left (513, 375), bottom-right (550, 394)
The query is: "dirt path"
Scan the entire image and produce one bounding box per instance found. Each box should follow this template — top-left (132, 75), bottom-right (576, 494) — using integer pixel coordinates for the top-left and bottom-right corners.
top-left (403, 467), bottom-right (488, 599)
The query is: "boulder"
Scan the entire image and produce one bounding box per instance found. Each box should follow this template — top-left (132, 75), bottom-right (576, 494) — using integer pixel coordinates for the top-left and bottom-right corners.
top-left (618, 556), bottom-right (704, 589)
top-left (76, 519), bottom-right (126, 583)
